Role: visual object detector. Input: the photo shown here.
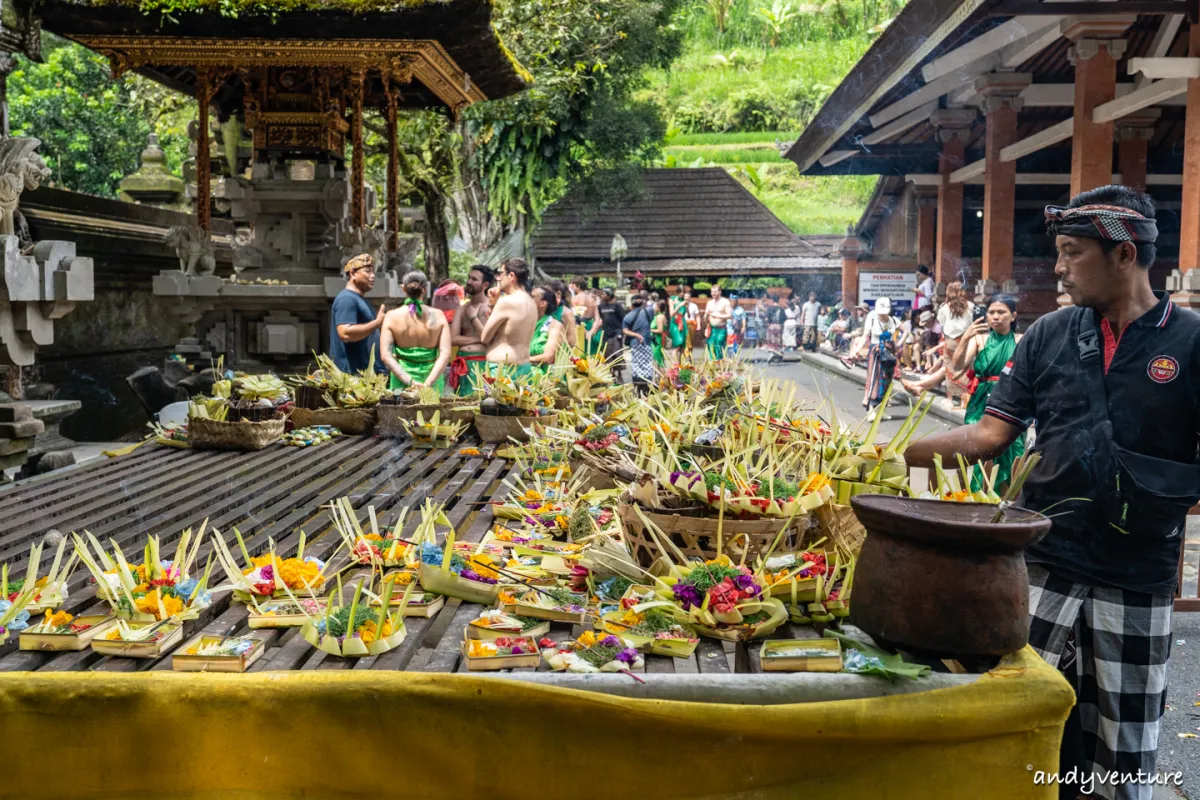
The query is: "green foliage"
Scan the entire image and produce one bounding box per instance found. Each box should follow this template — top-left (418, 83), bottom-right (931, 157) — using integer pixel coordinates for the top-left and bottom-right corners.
top-left (9, 36), bottom-right (193, 198)
top-left (667, 145), bottom-right (784, 164)
top-left (754, 0), bottom-right (799, 48)
top-left (470, 0), bottom-right (687, 227)
top-left (669, 130), bottom-right (797, 146)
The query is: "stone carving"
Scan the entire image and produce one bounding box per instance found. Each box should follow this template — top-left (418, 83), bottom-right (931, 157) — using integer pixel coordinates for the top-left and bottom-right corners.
top-left (0, 236), bottom-right (95, 366)
top-left (0, 138), bottom-right (51, 237)
top-left (118, 133), bottom-right (186, 208)
top-left (166, 221), bottom-right (217, 277)
top-left (325, 219), bottom-right (387, 272)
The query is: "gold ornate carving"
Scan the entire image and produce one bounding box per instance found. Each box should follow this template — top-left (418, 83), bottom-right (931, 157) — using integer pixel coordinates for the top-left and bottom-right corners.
top-left (70, 37), bottom-right (488, 109)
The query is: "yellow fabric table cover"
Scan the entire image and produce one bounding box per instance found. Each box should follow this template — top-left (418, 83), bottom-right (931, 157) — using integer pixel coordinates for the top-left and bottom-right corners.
top-left (0, 646), bottom-right (1072, 799)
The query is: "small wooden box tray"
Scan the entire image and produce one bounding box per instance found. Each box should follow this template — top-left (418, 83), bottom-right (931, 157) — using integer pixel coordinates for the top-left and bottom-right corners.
top-left (91, 620), bottom-right (185, 659)
top-left (466, 618), bottom-right (551, 641)
top-left (19, 615), bottom-right (117, 652)
top-left (460, 629), bottom-right (541, 670)
top-left (759, 638), bottom-right (843, 672)
top-left (247, 598), bottom-right (327, 629)
top-left (172, 633), bottom-right (268, 673)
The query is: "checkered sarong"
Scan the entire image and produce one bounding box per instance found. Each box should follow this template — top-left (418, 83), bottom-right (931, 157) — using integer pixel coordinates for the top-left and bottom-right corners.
top-left (1027, 564), bottom-right (1174, 800)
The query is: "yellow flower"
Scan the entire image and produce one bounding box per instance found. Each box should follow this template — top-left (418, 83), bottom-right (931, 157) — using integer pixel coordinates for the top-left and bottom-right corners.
top-left (104, 628), bottom-right (123, 641)
top-left (358, 618), bottom-right (394, 645)
top-left (578, 630), bottom-right (599, 648)
top-left (468, 555), bottom-right (498, 580)
top-left (135, 589), bottom-right (185, 619)
top-left (44, 609), bottom-right (73, 628)
top-left (278, 558), bottom-right (325, 589)
top-left (467, 639), bottom-right (498, 658)
top-left (554, 515), bottom-right (569, 529)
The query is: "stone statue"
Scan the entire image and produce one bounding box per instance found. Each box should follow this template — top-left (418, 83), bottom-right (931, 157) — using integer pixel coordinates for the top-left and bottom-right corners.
top-left (0, 138), bottom-right (50, 237)
top-left (166, 220), bottom-right (217, 277)
top-left (325, 219), bottom-right (387, 273)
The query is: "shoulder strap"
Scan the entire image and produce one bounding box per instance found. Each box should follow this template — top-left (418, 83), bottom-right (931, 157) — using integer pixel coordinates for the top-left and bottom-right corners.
top-left (1075, 307), bottom-right (1114, 432)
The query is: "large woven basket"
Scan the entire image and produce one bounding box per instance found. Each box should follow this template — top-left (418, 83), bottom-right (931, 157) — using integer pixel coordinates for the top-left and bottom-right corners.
top-left (188, 415), bottom-right (284, 451)
top-left (289, 406), bottom-right (377, 435)
top-left (815, 503), bottom-right (867, 556)
top-left (293, 386), bottom-right (326, 410)
top-left (617, 494), bottom-right (805, 569)
top-left (377, 402), bottom-right (476, 437)
top-left (569, 457), bottom-right (619, 492)
top-left (474, 412), bottom-right (557, 444)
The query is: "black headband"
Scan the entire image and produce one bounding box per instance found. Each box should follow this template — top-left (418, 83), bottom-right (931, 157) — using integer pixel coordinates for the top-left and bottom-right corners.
top-left (1045, 204), bottom-right (1158, 244)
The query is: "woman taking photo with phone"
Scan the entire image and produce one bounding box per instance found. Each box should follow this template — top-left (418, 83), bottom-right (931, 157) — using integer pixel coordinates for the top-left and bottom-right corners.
top-left (953, 294), bottom-right (1025, 487)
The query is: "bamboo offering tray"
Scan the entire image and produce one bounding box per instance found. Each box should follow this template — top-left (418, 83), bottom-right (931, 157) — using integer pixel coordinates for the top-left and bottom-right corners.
top-left (0, 438), bottom-right (1001, 682)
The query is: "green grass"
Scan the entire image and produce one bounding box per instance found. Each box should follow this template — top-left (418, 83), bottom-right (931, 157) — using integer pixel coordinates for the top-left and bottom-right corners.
top-left (718, 166), bottom-right (876, 235)
top-left (666, 146), bottom-right (785, 164)
top-left (669, 130), bottom-right (799, 146)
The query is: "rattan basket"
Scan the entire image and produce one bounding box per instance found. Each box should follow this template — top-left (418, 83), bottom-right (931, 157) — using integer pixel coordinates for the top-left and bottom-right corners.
top-left (569, 457), bottom-right (619, 491)
top-left (289, 406), bottom-right (377, 435)
top-left (377, 402), bottom-right (476, 437)
top-left (617, 494), bottom-right (804, 569)
top-left (293, 385), bottom-right (326, 410)
top-left (473, 412), bottom-right (556, 444)
top-left (815, 503), bottom-right (867, 556)
top-left (188, 415), bottom-right (285, 451)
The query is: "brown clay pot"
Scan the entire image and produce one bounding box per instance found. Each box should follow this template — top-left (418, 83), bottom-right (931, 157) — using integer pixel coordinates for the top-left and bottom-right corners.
top-left (848, 495), bottom-right (1051, 658)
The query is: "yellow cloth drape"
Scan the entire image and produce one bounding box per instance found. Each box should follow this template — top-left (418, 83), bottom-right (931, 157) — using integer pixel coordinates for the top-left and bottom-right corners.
top-left (0, 646), bottom-right (1071, 799)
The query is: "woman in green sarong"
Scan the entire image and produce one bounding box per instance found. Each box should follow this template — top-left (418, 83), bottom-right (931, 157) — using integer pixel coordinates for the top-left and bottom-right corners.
top-left (951, 294), bottom-right (1025, 489)
top-left (379, 270), bottom-right (452, 393)
top-left (529, 285), bottom-right (566, 374)
top-left (650, 298), bottom-right (670, 368)
top-left (668, 290), bottom-right (688, 351)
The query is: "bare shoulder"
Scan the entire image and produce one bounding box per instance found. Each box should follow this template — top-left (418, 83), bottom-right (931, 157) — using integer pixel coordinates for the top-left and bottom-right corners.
top-left (427, 307), bottom-right (448, 329)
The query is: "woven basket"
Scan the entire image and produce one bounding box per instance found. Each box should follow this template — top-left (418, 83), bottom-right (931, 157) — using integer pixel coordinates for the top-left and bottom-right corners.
top-left (293, 386), bottom-right (326, 410)
top-left (188, 415), bottom-right (284, 451)
top-left (569, 457), bottom-right (619, 492)
top-left (377, 402), bottom-right (476, 437)
top-left (474, 413), bottom-right (557, 444)
top-left (617, 494), bottom-right (804, 569)
top-left (289, 406), bottom-right (377, 435)
top-left (815, 503), bottom-right (867, 556)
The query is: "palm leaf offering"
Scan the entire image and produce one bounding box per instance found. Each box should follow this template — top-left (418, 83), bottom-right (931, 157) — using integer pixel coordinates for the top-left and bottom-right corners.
top-left (73, 525), bottom-right (213, 622)
top-left (400, 409), bottom-right (467, 448)
top-left (3, 537), bottom-right (77, 614)
top-left (210, 528), bottom-right (331, 604)
top-left (291, 352), bottom-right (389, 408)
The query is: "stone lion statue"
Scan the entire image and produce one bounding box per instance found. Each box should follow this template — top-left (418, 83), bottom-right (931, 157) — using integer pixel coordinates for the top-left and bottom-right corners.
top-left (0, 137), bottom-right (51, 237)
top-left (166, 220), bottom-right (217, 277)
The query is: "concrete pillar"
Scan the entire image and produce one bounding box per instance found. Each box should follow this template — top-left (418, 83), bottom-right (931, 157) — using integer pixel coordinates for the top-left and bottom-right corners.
top-left (915, 190), bottom-right (937, 269)
top-left (1064, 21), bottom-right (1132, 197)
top-left (931, 109), bottom-right (976, 284)
top-left (978, 73), bottom-right (1031, 287)
top-left (839, 226), bottom-right (862, 308)
top-left (1180, 23), bottom-right (1200, 271)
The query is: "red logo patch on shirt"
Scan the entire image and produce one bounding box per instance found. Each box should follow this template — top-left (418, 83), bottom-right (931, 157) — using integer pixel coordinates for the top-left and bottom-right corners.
top-left (1147, 355), bottom-right (1179, 384)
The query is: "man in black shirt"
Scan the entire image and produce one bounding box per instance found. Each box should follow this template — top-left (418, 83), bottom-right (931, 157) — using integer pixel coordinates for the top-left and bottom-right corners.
top-left (907, 185), bottom-right (1199, 800)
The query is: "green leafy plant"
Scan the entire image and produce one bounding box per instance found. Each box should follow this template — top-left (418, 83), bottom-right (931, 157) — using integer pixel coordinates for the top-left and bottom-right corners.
top-left (754, 0), bottom-right (799, 48)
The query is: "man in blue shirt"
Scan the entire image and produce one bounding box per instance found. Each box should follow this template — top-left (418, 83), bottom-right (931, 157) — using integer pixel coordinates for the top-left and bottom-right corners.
top-left (329, 253), bottom-right (386, 373)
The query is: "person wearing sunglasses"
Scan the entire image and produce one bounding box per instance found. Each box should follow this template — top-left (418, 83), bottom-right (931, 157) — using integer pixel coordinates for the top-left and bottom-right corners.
top-left (330, 253), bottom-right (385, 373)
top-left (479, 258), bottom-right (538, 375)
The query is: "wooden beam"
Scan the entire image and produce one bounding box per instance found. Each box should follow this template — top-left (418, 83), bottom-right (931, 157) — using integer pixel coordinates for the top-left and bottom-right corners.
top-left (1000, 23), bottom-right (1066, 67)
top-left (818, 149), bottom-right (855, 166)
top-left (921, 16), bottom-right (1061, 83)
top-left (986, 1), bottom-right (1192, 15)
top-left (1128, 56), bottom-right (1200, 78)
top-left (1147, 13), bottom-right (1185, 58)
top-left (1093, 76), bottom-right (1187, 121)
top-left (1001, 117), bottom-right (1074, 161)
top-left (862, 100), bottom-right (939, 144)
top-left (385, 84), bottom-right (400, 253)
top-left (869, 55), bottom-right (999, 127)
top-left (950, 158), bottom-right (986, 183)
top-left (908, 171), bottom-right (1183, 184)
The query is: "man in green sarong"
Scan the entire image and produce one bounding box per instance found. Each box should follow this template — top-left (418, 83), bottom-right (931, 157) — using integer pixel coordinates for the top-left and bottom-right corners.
top-left (704, 284), bottom-right (732, 360)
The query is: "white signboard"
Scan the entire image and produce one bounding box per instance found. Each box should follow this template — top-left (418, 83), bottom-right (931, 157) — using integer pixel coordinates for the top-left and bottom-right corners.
top-left (858, 271), bottom-right (914, 304)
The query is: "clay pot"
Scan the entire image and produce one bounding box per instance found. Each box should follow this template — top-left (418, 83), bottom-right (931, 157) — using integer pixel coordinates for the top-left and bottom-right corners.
top-left (848, 495), bottom-right (1051, 658)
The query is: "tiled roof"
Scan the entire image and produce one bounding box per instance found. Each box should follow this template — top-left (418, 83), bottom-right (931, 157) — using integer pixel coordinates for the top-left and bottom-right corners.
top-left (530, 168), bottom-right (817, 264)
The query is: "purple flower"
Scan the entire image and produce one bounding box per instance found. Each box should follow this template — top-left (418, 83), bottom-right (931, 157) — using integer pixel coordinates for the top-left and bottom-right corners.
top-left (260, 564), bottom-right (274, 582)
top-left (524, 502), bottom-right (541, 510)
top-left (600, 635), bottom-right (621, 647)
top-left (460, 569), bottom-right (498, 585)
top-left (732, 574), bottom-right (760, 595)
top-left (615, 647), bottom-right (639, 665)
top-left (510, 645), bottom-right (525, 655)
top-left (673, 583), bottom-right (702, 610)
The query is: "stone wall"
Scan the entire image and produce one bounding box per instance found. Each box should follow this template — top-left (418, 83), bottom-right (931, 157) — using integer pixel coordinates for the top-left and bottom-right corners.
top-left (15, 187), bottom-right (233, 441)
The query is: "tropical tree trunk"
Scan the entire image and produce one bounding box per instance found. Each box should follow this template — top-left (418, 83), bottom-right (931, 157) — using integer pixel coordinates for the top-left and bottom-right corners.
top-left (423, 193), bottom-right (450, 285)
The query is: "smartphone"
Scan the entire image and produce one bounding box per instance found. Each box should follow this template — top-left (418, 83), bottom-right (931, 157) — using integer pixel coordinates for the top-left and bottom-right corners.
top-left (972, 305), bottom-right (987, 321)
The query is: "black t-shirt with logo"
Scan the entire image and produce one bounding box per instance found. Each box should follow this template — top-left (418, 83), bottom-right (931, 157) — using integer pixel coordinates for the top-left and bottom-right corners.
top-left (986, 292), bottom-right (1200, 595)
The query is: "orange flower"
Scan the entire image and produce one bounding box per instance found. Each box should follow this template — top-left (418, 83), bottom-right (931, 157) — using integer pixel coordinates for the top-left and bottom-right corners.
top-left (467, 640), bottom-right (498, 658)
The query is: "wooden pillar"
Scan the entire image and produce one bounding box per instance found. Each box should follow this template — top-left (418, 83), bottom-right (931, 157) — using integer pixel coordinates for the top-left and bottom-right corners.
top-left (195, 67), bottom-right (213, 233)
top-left (350, 69), bottom-right (367, 229)
top-left (1115, 107), bottom-right (1159, 192)
top-left (839, 227), bottom-right (862, 308)
top-left (931, 109), bottom-right (975, 284)
top-left (1181, 23), bottom-right (1200, 270)
top-left (915, 191), bottom-right (937, 269)
top-left (978, 74), bottom-right (1031, 286)
top-left (385, 85), bottom-right (400, 252)
top-left (1064, 20), bottom-right (1132, 197)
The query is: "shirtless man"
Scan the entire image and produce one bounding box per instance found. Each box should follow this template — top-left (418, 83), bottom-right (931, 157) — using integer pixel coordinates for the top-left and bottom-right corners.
top-left (480, 258), bottom-right (537, 371)
top-left (568, 277), bottom-right (598, 351)
top-left (449, 264), bottom-right (493, 395)
top-left (704, 284), bottom-right (733, 360)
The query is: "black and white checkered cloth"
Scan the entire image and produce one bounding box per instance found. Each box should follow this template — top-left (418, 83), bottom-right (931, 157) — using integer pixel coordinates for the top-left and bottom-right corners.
top-left (1044, 203), bottom-right (1158, 244)
top-left (1027, 564), bottom-right (1174, 800)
